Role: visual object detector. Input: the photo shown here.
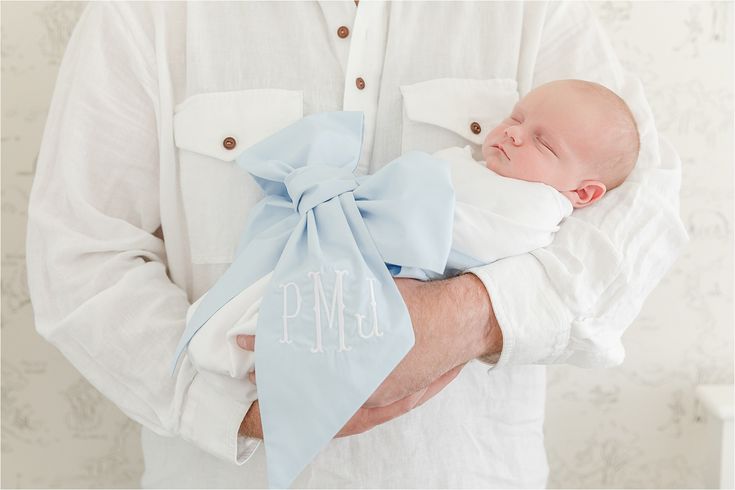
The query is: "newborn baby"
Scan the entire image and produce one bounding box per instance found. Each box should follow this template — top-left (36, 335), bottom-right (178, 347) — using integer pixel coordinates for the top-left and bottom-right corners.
top-left (183, 79), bottom-right (640, 409)
top-left (481, 78), bottom-right (639, 208)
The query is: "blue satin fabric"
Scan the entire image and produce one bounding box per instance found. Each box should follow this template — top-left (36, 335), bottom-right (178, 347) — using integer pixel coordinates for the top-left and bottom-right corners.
top-left (170, 111), bottom-right (455, 488)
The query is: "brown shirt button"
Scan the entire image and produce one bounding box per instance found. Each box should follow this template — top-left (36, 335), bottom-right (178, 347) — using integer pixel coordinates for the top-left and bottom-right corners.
top-left (470, 121), bottom-right (482, 134)
top-left (223, 136), bottom-right (237, 150)
top-left (355, 77), bottom-right (366, 90)
top-left (337, 26), bottom-right (350, 38)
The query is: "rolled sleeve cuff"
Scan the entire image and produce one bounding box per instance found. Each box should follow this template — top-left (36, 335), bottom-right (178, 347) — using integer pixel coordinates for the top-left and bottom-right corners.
top-left (467, 253), bottom-right (574, 370)
top-left (179, 373), bottom-right (261, 465)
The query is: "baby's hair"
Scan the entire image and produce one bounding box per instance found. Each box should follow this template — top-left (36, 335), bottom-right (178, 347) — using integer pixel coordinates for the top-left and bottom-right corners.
top-left (564, 79), bottom-right (640, 191)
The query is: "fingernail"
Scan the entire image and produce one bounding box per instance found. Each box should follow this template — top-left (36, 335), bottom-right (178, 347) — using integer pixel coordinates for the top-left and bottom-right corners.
top-left (237, 336), bottom-right (247, 348)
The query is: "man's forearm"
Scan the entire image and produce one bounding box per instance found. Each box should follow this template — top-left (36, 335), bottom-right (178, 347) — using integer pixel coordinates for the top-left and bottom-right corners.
top-left (449, 273), bottom-right (503, 363)
top-left (239, 401), bottom-right (263, 439)
top-left (401, 273), bottom-right (503, 367)
top-left (366, 273), bottom-right (503, 407)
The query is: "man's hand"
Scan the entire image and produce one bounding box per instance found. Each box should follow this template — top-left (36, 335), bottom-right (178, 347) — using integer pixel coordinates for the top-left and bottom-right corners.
top-left (363, 274), bottom-right (502, 407)
top-left (237, 333), bottom-right (467, 440)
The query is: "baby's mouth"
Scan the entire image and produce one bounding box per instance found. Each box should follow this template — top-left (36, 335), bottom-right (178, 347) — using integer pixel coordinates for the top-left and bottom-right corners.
top-left (493, 144), bottom-right (509, 160)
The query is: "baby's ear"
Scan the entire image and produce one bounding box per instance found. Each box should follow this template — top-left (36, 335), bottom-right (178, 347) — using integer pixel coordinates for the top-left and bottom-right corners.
top-left (565, 181), bottom-right (606, 209)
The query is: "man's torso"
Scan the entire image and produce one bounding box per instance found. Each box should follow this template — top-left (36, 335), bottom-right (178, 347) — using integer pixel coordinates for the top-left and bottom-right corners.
top-left (137, 2), bottom-right (550, 487)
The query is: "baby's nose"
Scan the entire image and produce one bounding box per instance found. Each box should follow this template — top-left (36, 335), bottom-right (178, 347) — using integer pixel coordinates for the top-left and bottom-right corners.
top-left (504, 127), bottom-right (522, 145)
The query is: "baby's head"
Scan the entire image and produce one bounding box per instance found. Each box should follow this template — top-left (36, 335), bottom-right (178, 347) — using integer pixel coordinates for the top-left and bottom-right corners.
top-left (481, 79), bottom-right (640, 208)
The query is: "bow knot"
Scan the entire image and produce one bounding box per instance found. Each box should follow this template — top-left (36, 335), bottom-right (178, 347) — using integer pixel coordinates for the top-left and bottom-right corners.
top-left (284, 165), bottom-right (358, 215)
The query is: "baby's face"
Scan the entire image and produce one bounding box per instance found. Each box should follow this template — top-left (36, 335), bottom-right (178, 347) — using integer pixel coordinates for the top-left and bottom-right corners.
top-left (481, 82), bottom-right (608, 194)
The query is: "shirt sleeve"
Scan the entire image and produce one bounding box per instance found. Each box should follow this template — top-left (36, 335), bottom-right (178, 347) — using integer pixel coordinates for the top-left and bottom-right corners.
top-left (469, 1), bottom-right (689, 369)
top-left (25, 2), bottom-right (259, 465)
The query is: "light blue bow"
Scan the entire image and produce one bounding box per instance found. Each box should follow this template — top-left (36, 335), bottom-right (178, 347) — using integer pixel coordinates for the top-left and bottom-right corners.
top-left (170, 111), bottom-right (455, 488)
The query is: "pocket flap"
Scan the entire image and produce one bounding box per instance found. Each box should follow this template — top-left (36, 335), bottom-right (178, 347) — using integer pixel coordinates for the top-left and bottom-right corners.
top-left (173, 89), bottom-right (303, 162)
top-left (400, 78), bottom-right (518, 145)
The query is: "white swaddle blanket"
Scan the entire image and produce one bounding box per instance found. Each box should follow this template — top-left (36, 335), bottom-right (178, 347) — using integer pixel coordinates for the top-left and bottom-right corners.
top-left (185, 145), bottom-right (572, 399)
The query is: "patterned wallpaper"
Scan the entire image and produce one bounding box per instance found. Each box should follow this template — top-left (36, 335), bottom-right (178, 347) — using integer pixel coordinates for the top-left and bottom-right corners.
top-left (1, 2), bottom-right (732, 488)
top-left (546, 2), bottom-right (733, 488)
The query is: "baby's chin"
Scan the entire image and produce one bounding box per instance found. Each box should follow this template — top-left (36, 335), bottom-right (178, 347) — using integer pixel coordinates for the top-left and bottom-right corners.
top-left (483, 152), bottom-right (506, 175)
top-left (485, 160), bottom-right (500, 173)
top-left (485, 159), bottom-right (519, 180)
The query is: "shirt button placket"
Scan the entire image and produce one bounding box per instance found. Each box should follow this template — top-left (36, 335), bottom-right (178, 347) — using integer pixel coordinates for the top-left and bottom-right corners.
top-left (342, 1), bottom-right (389, 174)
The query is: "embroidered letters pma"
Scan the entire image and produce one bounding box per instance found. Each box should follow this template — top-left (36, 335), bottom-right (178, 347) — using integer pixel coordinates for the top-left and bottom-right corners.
top-left (278, 270), bottom-right (383, 352)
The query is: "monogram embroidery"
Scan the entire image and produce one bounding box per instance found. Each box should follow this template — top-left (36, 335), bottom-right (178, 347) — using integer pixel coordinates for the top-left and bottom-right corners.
top-left (279, 270), bottom-right (382, 353)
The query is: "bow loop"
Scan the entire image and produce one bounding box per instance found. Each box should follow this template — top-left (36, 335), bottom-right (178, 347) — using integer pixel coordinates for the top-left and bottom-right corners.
top-left (285, 165), bottom-right (358, 215)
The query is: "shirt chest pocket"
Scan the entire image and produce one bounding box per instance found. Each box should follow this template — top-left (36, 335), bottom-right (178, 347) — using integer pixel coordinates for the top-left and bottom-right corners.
top-left (399, 78), bottom-right (519, 158)
top-left (173, 89), bottom-right (303, 264)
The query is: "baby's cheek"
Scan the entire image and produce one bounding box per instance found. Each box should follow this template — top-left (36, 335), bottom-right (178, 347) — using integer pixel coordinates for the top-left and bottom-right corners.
top-left (523, 160), bottom-right (557, 184)
top-left (486, 125), bottom-right (505, 140)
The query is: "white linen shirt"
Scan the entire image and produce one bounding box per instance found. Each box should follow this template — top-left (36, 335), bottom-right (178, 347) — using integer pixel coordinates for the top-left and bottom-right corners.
top-left (25, 1), bottom-right (688, 488)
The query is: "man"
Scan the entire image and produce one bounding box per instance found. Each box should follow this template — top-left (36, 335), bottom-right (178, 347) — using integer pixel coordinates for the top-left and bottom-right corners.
top-left (26, 1), bottom-right (687, 487)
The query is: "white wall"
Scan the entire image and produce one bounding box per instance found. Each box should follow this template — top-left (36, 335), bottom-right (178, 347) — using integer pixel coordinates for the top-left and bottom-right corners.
top-left (2, 2), bottom-right (732, 488)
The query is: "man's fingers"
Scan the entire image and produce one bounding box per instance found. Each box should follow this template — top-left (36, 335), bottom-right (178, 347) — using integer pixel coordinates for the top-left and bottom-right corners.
top-left (337, 363), bottom-right (465, 439)
top-left (373, 388), bottom-right (427, 422)
top-left (336, 388), bottom-right (428, 438)
top-left (236, 335), bottom-right (255, 351)
top-left (415, 363), bottom-right (466, 408)
top-left (365, 388), bottom-right (424, 427)
top-left (248, 370), bottom-right (257, 385)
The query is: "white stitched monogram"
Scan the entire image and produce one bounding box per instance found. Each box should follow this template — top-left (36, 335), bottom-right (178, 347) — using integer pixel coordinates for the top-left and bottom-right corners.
top-left (278, 270), bottom-right (382, 353)
top-left (279, 282), bottom-right (301, 344)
